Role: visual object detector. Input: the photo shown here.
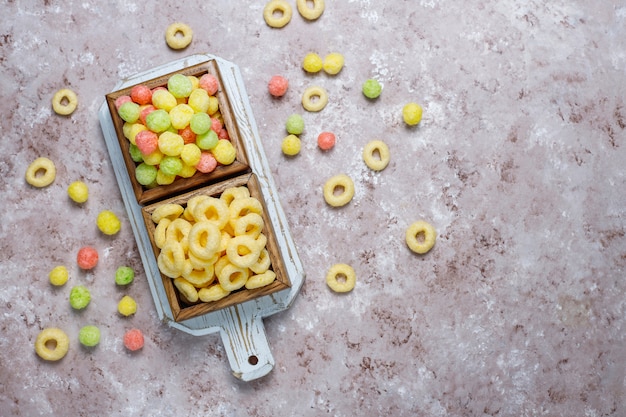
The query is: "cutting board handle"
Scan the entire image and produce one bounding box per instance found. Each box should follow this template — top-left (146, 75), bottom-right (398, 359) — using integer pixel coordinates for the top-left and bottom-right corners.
top-left (219, 306), bottom-right (274, 381)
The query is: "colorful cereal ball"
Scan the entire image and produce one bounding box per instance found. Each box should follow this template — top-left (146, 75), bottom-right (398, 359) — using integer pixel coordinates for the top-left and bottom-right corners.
top-left (402, 102), bottom-right (423, 126)
top-left (97, 210), bottom-right (122, 235)
top-left (362, 79), bottom-right (382, 99)
top-left (302, 52), bottom-right (323, 73)
top-left (322, 53), bottom-right (345, 75)
top-left (268, 75), bottom-right (289, 97)
top-left (118, 295), bottom-right (137, 317)
top-left (123, 328), bottom-right (144, 351)
top-left (67, 181), bottom-right (89, 203)
top-left (135, 163), bottom-right (157, 186)
top-left (69, 285), bottom-right (91, 310)
top-left (317, 131), bottom-right (336, 151)
top-left (79, 325), bottom-right (101, 347)
top-left (285, 114), bottom-right (304, 135)
top-left (49, 265), bottom-right (69, 286)
top-left (115, 266), bottom-right (135, 286)
top-left (130, 85), bottom-right (152, 105)
top-left (77, 246), bottom-right (98, 270)
top-left (282, 134), bottom-right (301, 156)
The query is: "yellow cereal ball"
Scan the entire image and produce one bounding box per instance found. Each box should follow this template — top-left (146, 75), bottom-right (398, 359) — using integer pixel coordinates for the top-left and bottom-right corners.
top-left (207, 96), bottom-right (219, 115)
top-left (158, 131), bottom-right (185, 156)
top-left (188, 75), bottom-right (200, 90)
top-left (402, 102), bottom-right (423, 126)
top-left (49, 265), bottom-right (69, 286)
top-left (127, 123), bottom-right (147, 145)
top-left (302, 52), bottom-right (323, 73)
top-left (281, 134), bottom-right (301, 156)
top-left (180, 143), bottom-right (202, 166)
top-left (117, 295), bottom-right (137, 317)
top-left (322, 53), bottom-right (345, 75)
top-left (67, 181), bottom-right (89, 203)
top-left (211, 140), bottom-right (236, 165)
top-left (187, 88), bottom-right (210, 113)
top-left (156, 169), bottom-right (176, 185)
top-left (178, 163), bottom-right (197, 178)
top-left (169, 104), bottom-right (195, 130)
top-left (152, 89), bottom-right (178, 111)
top-left (142, 149), bottom-right (164, 165)
top-left (97, 210), bottom-right (122, 235)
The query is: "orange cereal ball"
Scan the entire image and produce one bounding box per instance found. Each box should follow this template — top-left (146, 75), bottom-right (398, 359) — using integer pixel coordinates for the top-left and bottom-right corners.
top-left (49, 265), bottom-right (69, 286)
top-left (123, 328), bottom-right (144, 351)
top-left (77, 246), bottom-right (98, 270)
top-left (268, 75), bottom-right (289, 97)
top-left (67, 181), bottom-right (89, 203)
top-left (402, 102), bottom-right (423, 126)
top-left (97, 210), bottom-right (121, 235)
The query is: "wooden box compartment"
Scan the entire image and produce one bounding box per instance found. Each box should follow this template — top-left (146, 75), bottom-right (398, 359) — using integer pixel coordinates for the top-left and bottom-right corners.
top-left (141, 173), bottom-right (291, 322)
top-left (105, 60), bottom-right (250, 205)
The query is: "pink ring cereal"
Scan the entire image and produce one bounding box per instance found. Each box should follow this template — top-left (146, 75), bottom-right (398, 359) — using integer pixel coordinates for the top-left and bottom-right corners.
top-left (195, 151), bottom-right (218, 173)
top-left (77, 246), bottom-right (98, 270)
top-left (199, 73), bottom-right (219, 95)
top-left (123, 328), bottom-right (144, 351)
top-left (317, 131), bottom-right (336, 150)
top-left (135, 130), bottom-right (159, 155)
top-left (268, 75), bottom-right (289, 97)
top-left (130, 84), bottom-right (152, 105)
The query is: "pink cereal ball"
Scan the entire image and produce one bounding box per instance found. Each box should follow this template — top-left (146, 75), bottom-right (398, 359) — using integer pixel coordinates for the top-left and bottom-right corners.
top-left (135, 130), bottom-right (159, 155)
top-left (218, 128), bottom-right (229, 140)
top-left (195, 151), bottom-right (217, 173)
top-left (114, 95), bottom-right (132, 110)
top-left (77, 246), bottom-right (99, 270)
top-left (139, 104), bottom-right (156, 125)
top-left (130, 85), bottom-right (153, 105)
top-left (199, 74), bottom-right (219, 95)
top-left (317, 131), bottom-right (336, 150)
top-left (179, 126), bottom-right (197, 144)
top-left (268, 75), bottom-right (289, 97)
top-left (211, 117), bottom-right (222, 133)
top-left (123, 328), bottom-right (144, 352)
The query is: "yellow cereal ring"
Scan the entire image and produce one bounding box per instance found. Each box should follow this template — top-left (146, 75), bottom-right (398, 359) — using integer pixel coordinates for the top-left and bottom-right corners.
top-left (250, 248), bottom-right (271, 274)
top-left (219, 230), bottom-right (231, 254)
top-left (263, 0), bottom-right (292, 28)
top-left (245, 270), bottom-right (276, 290)
top-left (157, 240), bottom-right (186, 278)
top-left (302, 86), bottom-right (328, 112)
top-left (192, 196), bottom-right (230, 229)
top-left (220, 186), bottom-right (250, 206)
top-left (229, 197), bottom-right (263, 224)
top-left (51, 88), bottom-right (78, 116)
top-left (35, 328), bottom-right (69, 361)
top-left (154, 218), bottom-right (171, 249)
top-left (165, 22), bottom-right (193, 50)
top-left (296, 0), bottom-right (324, 20)
top-left (182, 265), bottom-right (215, 288)
top-left (188, 251), bottom-right (218, 270)
top-left (184, 195), bottom-right (209, 221)
top-left (362, 140), bottom-right (390, 171)
top-left (326, 263), bottom-right (356, 293)
top-left (233, 213), bottom-right (264, 238)
top-left (198, 284), bottom-right (230, 302)
top-left (405, 221), bottom-right (437, 254)
top-left (226, 235), bottom-right (262, 269)
top-left (165, 218), bottom-right (192, 252)
top-left (188, 220), bottom-right (221, 259)
top-left (25, 157), bottom-right (56, 188)
top-left (151, 203), bottom-right (184, 223)
top-left (174, 277), bottom-right (199, 303)
top-left (217, 262), bottom-right (250, 292)
top-left (323, 174), bottom-right (354, 207)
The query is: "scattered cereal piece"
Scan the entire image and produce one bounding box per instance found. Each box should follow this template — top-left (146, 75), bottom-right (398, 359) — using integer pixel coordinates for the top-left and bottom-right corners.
top-left (405, 221), bottom-right (436, 254)
top-left (326, 263), bottom-right (356, 293)
top-left (297, 0), bottom-right (325, 20)
top-left (285, 114), bottom-right (304, 135)
top-left (115, 266), bottom-right (135, 286)
top-left (49, 265), bottom-right (69, 286)
top-left (35, 328), bottom-right (69, 361)
top-left (263, 0), bottom-right (292, 28)
top-left (118, 295), bottom-right (137, 317)
top-left (79, 325), bottom-right (101, 347)
top-left (67, 181), bottom-right (89, 203)
top-left (362, 79), bottom-right (382, 99)
top-left (123, 328), bottom-right (144, 351)
top-left (25, 157), bottom-right (56, 188)
top-left (165, 22), bottom-right (193, 50)
top-left (268, 75), bottom-right (289, 97)
top-left (323, 174), bottom-right (354, 207)
top-left (322, 53), bottom-right (344, 75)
top-left (302, 52), bottom-right (323, 73)
top-left (69, 285), bottom-right (91, 310)
top-left (362, 140), bottom-right (390, 171)
top-left (317, 131), bottom-right (335, 150)
top-left (281, 134), bottom-right (301, 156)
top-left (77, 246), bottom-right (98, 270)
top-left (402, 102), bottom-right (423, 126)
top-left (51, 88), bottom-right (78, 116)
top-left (97, 210), bottom-right (122, 236)
top-left (302, 86), bottom-right (328, 112)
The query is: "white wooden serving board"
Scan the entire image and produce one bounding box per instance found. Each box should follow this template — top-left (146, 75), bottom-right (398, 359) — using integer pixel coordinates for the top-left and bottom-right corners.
top-left (98, 54), bottom-right (305, 381)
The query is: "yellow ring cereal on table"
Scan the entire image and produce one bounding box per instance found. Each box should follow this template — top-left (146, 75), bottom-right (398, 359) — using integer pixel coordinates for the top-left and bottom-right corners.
top-left (174, 277), bottom-right (199, 303)
top-left (323, 174), bottom-right (355, 207)
top-left (226, 235), bottom-right (262, 269)
top-left (246, 270), bottom-right (276, 290)
top-left (151, 203), bottom-right (184, 223)
top-left (192, 197), bottom-right (230, 229)
top-left (165, 22), bottom-right (193, 50)
top-left (263, 0), bottom-right (292, 28)
top-left (233, 213), bottom-right (264, 238)
top-left (250, 248), bottom-right (271, 274)
top-left (218, 262), bottom-right (250, 292)
top-left (157, 240), bottom-right (186, 278)
top-left (188, 220), bottom-right (221, 259)
top-left (198, 284), bottom-right (230, 302)
top-left (35, 328), bottom-right (69, 361)
top-left (220, 186), bottom-right (250, 206)
top-left (296, 0), bottom-right (324, 20)
top-left (182, 265), bottom-right (215, 288)
top-left (302, 86), bottom-right (328, 112)
top-left (362, 140), bottom-right (391, 171)
top-left (25, 157), bottom-right (56, 188)
top-left (51, 88), bottom-right (78, 115)
top-left (326, 263), bottom-right (356, 293)
top-left (405, 220), bottom-right (437, 254)
top-left (154, 218), bottom-right (171, 249)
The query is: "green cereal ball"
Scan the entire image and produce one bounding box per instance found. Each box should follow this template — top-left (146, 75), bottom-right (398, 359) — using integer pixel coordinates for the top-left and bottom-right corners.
top-left (146, 109), bottom-right (171, 133)
top-left (118, 101), bottom-right (141, 123)
top-left (135, 163), bottom-right (158, 186)
top-left (79, 325), bottom-right (101, 347)
top-left (196, 129), bottom-right (219, 150)
top-left (159, 155), bottom-right (183, 176)
top-left (189, 112), bottom-right (212, 135)
top-left (115, 266), bottom-right (135, 286)
top-left (69, 285), bottom-right (91, 310)
top-left (167, 73), bottom-right (193, 98)
top-left (285, 114), bottom-right (304, 135)
top-left (129, 143), bottom-right (144, 162)
top-left (362, 79), bottom-right (382, 99)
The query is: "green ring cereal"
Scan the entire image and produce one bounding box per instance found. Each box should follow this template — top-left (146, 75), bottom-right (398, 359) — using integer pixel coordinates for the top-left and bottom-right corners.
top-left (362, 79), bottom-right (382, 99)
